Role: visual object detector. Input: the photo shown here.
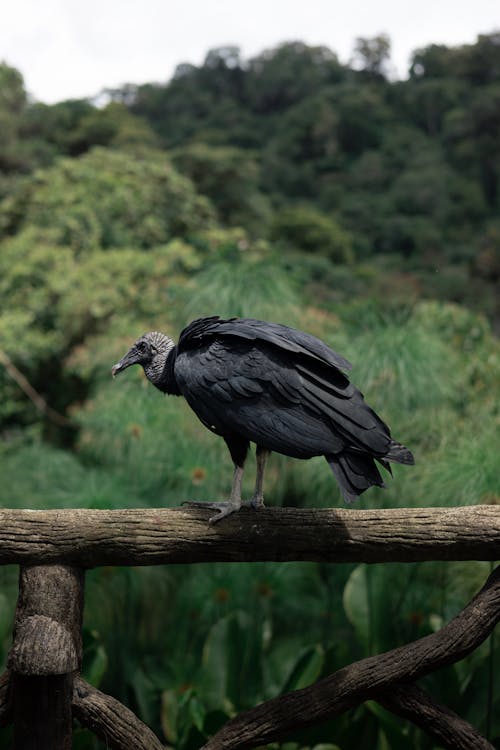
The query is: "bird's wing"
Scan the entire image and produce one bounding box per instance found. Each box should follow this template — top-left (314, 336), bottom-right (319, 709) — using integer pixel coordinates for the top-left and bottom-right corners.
top-left (295, 361), bottom-right (391, 454)
top-left (175, 337), bottom-right (391, 458)
top-left (177, 316), bottom-right (352, 373)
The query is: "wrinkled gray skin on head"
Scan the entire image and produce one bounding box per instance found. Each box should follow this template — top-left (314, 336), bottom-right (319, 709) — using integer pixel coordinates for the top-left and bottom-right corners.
top-left (111, 331), bottom-right (174, 387)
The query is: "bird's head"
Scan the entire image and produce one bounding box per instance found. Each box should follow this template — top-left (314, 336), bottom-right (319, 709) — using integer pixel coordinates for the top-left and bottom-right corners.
top-left (112, 331), bottom-right (174, 386)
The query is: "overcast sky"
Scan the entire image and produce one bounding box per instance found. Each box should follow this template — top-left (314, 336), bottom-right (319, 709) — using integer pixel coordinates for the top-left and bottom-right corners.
top-left (2, 0), bottom-right (499, 104)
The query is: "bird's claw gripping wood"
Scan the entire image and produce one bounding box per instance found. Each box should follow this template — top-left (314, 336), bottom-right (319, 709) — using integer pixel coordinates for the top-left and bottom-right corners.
top-left (182, 454), bottom-right (265, 524)
top-left (182, 499), bottom-right (265, 525)
top-left (182, 500), bottom-right (241, 525)
top-left (186, 497), bottom-right (266, 524)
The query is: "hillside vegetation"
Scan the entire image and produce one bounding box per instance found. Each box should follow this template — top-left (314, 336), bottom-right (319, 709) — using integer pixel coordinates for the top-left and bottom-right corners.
top-left (0, 32), bottom-right (499, 749)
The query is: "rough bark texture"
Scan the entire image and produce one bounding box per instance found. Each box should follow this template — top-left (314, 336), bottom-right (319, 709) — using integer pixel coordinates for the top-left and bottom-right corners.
top-left (9, 565), bottom-right (84, 750)
top-left (0, 505), bottom-right (498, 565)
top-left (9, 566), bottom-right (84, 674)
top-left (202, 565), bottom-right (500, 749)
top-left (378, 683), bottom-right (495, 750)
top-left (72, 676), bottom-right (164, 750)
top-left (11, 616), bottom-right (78, 675)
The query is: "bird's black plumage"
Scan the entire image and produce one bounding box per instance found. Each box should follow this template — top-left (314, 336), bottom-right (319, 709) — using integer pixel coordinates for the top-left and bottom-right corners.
top-left (112, 316), bottom-right (414, 521)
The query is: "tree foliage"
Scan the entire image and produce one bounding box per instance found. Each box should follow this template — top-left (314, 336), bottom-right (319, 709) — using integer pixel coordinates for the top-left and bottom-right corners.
top-left (1, 147), bottom-right (215, 251)
top-left (270, 205), bottom-right (353, 263)
top-left (171, 142), bottom-right (270, 231)
top-left (351, 34), bottom-right (392, 78)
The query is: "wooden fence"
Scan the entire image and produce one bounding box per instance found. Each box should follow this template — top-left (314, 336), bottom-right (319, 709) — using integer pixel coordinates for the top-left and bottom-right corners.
top-left (0, 504), bottom-right (499, 749)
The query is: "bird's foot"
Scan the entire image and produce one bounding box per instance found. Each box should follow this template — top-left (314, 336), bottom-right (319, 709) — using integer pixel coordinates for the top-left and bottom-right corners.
top-left (183, 494), bottom-right (264, 524)
top-left (243, 494), bottom-right (265, 511)
top-left (182, 500), bottom-right (241, 525)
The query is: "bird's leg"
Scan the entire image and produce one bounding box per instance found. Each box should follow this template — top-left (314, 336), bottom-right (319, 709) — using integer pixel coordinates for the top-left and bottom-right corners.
top-left (244, 447), bottom-right (269, 510)
top-left (183, 463), bottom-right (244, 524)
top-left (208, 464), bottom-right (244, 524)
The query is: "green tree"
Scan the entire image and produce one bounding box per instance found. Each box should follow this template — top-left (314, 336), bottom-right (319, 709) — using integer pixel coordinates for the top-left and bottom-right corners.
top-left (63, 102), bottom-right (159, 155)
top-left (0, 62), bottom-right (26, 114)
top-left (21, 99), bottom-right (95, 155)
top-left (409, 43), bottom-right (456, 78)
top-left (0, 227), bottom-right (206, 429)
top-left (411, 33), bottom-right (500, 85)
top-left (0, 62), bottom-right (31, 174)
top-left (462, 32), bottom-right (500, 84)
top-left (262, 90), bottom-right (340, 198)
top-left (335, 83), bottom-right (389, 156)
top-left (128, 46), bottom-right (254, 149)
top-left (0, 147), bottom-right (215, 251)
top-left (270, 205), bottom-right (353, 263)
top-left (351, 34), bottom-right (392, 78)
top-left (172, 142), bottom-right (270, 231)
top-left (246, 41), bottom-right (345, 113)
top-left (20, 99), bottom-right (159, 160)
top-left (399, 77), bottom-right (466, 136)
top-left (443, 86), bottom-right (500, 207)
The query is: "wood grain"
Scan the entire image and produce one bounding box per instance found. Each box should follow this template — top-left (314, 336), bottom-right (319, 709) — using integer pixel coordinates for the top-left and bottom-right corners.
top-left (9, 565), bottom-right (84, 750)
top-left (0, 504), bottom-right (498, 565)
top-left (72, 677), bottom-right (164, 750)
top-left (378, 683), bottom-right (495, 750)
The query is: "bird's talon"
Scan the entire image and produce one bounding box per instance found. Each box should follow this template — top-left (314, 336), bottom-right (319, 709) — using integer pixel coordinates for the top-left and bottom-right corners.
top-left (243, 497), bottom-right (265, 511)
top-left (183, 501), bottom-right (240, 524)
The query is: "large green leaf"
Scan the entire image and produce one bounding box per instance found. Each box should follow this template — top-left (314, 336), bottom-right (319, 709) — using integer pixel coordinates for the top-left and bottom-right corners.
top-left (161, 688), bottom-right (179, 745)
top-left (199, 612), bottom-right (253, 713)
top-left (280, 644), bottom-right (325, 694)
top-left (343, 565), bottom-right (371, 650)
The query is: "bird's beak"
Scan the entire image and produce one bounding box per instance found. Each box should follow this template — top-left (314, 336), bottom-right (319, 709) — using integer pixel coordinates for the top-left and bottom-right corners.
top-left (111, 348), bottom-right (138, 378)
top-left (111, 362), bottom-right (123, 378)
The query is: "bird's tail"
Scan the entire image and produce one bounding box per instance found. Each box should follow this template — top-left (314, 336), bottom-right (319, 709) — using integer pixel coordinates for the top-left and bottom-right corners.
top-left (325, 451), bottom-right (386, 504)
top-left (385, 440), bottom-right (415, 465)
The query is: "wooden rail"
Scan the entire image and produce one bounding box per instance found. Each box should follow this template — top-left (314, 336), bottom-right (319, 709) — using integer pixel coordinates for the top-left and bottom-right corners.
top-left (0, 503), bottom-right (498, 748)
top-left (0, 504), bottom-right (499, 564)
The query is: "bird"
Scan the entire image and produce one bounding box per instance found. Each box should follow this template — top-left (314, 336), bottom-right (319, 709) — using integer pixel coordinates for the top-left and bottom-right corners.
top-left (111, 316), bottom-right (414, 523)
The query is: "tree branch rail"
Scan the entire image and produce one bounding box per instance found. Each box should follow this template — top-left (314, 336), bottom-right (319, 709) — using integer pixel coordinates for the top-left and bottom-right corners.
top-left (0, 503), bottom-right (499, 565)
top-left (0, 503), bottom-right (498, 748)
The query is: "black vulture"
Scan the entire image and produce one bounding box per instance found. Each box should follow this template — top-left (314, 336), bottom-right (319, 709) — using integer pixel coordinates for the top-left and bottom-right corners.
top-left (112, 316), bottom-right (414, 522)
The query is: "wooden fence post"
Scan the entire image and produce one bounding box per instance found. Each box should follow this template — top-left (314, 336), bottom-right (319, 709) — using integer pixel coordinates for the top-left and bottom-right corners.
top-left (0, 505), bottom-right (497, 747)
top-left (8, 565), bottom-right (84, 750)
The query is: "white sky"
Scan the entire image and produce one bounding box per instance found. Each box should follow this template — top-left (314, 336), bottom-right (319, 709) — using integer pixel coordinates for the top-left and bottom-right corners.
top-left (1, 0), bottom-right (499, 104)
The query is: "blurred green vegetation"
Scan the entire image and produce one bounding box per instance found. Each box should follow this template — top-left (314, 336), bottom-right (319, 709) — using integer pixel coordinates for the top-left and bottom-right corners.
top-left (0, 32), bottom-right (499, 749)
